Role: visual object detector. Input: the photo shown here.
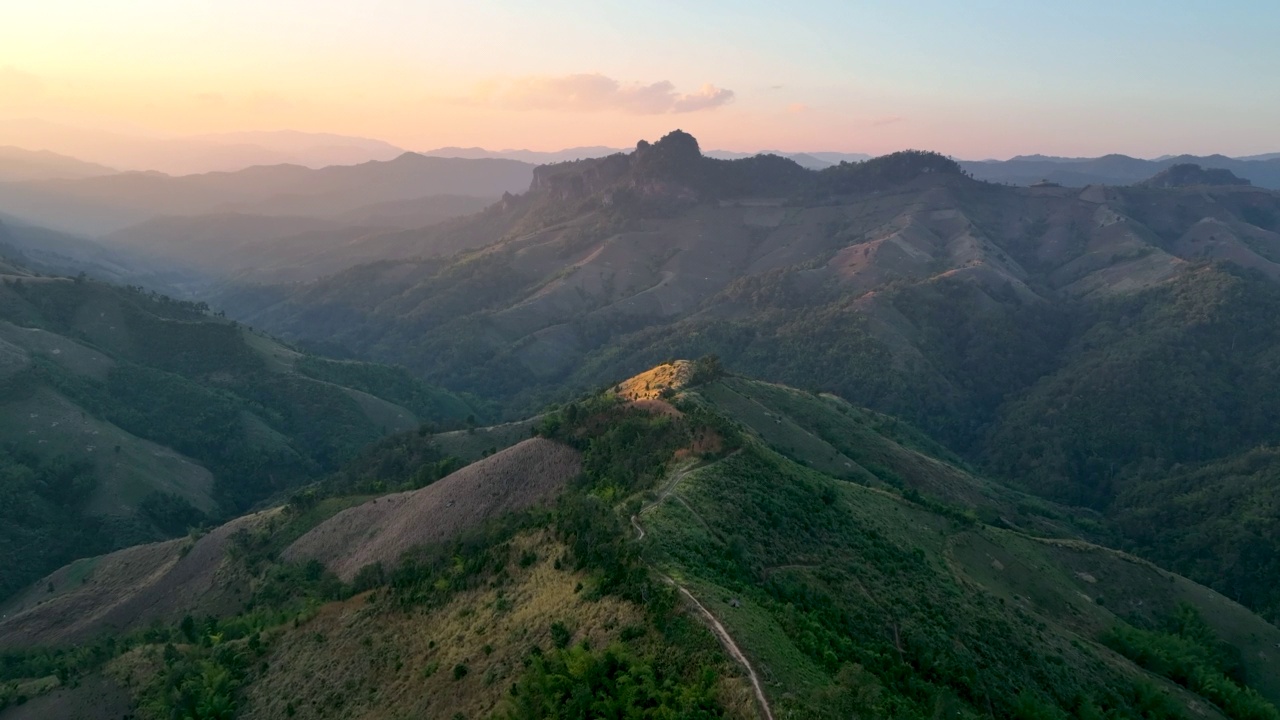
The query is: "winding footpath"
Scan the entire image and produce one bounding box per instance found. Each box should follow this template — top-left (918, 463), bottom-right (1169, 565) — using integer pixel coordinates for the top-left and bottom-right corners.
top-left (631, 458), bottom-right (775, 720)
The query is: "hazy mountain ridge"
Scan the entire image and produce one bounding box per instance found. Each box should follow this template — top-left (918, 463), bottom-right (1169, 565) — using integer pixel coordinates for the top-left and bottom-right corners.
top-left (0, 147), bottom-right (117, 182)
top-left (421, 143), bottom-right (871, 170)
top-left (0, 217), bottom-right (194, 289)
top-left (224, 132), bottom-right (1280, 410)
top-left (96, 195), bottom-right (502, 287)
top-left (0, 120), bottom-right (407, 175)
top-left (1138, 163), bottom-right (1251, 188)
top-left (0, 152), bottom-right (534, 236)
top-left (964, 153), bottom-right (1280, 189)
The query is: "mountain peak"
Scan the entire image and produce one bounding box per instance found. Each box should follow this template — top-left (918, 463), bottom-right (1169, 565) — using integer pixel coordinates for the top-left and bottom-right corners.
top-left (527, 129), bottom-right (818, 209)
top-left (638, 129), bottom-right (701, 158)
top-left (614, 360), bottom-right (695, 400)
top-left (631, 129), bottom-right (704, 182)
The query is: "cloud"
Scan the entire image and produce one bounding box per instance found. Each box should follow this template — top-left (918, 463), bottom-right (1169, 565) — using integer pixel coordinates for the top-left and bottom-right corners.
top-left (787, 102), bottom-right (809, 114)
top-left (476, 74), bottom-right (734, 114)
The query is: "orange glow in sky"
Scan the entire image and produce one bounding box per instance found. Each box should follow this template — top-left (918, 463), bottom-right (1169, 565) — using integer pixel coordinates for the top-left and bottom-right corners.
top-left (3, 1), bottom-right (1278, 159)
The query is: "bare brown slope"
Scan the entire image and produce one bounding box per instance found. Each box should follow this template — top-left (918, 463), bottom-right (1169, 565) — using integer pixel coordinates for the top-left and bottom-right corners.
top-left (0, 675), bottom-right (133, 720)
top-left (0, 511), bottom-right (274, 647)
top-left (284, 437), bottom-right (580, 580)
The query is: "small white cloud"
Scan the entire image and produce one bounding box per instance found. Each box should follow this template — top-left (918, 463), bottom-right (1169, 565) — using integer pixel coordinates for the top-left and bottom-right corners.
top-left (475, 73), bottom-right (734, 115)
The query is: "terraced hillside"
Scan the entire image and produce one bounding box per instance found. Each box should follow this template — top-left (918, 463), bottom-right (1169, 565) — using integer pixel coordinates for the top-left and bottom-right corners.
top-left (3, 364), bottom-right (1277, 720)
top-left (0, 266), bottom-right (472, 600)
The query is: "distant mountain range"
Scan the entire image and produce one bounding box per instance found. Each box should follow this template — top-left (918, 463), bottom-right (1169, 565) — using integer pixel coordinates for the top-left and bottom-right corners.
top-left (0, 146), bottom-right (118, 182)
top-left (5, 117), bottom-right (1276, 186)
top-left (1240, 152), bottom-right (1280, 161)
top-left (0, 119), bottom-right (406, 175)
top-left (420, 145), bottom-right (871, 169)
top-left (0, 152), bottom-right (534, 236)
top-left (3, 134), bottom-right (1279, 299)
top-left (419, 145), bottom-right (624, 164)
top-left (962, 152), bottom-right (1280, 189)
top-left (0, 214), bottom-right (193, 288)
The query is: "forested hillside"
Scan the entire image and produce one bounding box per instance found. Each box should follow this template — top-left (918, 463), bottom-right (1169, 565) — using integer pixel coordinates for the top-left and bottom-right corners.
top-left (206, 133), bottom-right (1280, 629)
top-left (3, 364), bottom-right (1278, 719)
top-left (0, 265), bottom-right (472, 600)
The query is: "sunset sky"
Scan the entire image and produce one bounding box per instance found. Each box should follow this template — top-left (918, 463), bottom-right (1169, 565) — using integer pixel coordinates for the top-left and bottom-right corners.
top-left (3, 0), bottom-right (1278, 158)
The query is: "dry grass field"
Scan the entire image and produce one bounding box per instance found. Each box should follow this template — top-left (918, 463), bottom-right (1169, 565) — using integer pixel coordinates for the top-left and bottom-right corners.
top-left (284, 438), bottom-right (581, 581)
top-left (0, 510), bottom-right (279, 647)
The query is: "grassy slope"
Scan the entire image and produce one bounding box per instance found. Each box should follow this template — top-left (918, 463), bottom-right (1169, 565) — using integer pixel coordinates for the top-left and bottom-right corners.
top-left (0, 388), bottom-right (217, 515)
top-left (703, 376), bottom-right (1101, 537)
top-left (230, 530), bottom-right (754, 720)
top-left (642, 434), bottom-right (1278, 718)
top-left (431, 416), bottom-right (543, 463)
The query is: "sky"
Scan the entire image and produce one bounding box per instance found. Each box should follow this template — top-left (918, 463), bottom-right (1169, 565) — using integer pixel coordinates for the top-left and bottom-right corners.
top-left (2, 0), bottom-right (1278, 159)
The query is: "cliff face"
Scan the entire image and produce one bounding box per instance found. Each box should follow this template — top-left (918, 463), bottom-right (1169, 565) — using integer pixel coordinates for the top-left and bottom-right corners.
top-left (529, 152), bottom-right (632, 200)
top-left (528, 130), bottom-right (707, 206)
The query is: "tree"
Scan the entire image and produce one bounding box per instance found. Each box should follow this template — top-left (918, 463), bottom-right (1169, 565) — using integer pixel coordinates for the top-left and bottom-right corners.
top-left (689, 354), bottom-right (725, 385)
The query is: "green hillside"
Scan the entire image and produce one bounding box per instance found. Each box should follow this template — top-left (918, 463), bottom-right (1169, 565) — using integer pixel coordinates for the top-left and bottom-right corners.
top-left (214, 134), bottom-right (1280, 630)
top-left (3, 134), bottom-right (1279, 718)
top-left (3, 365), bottom-right (1277, 720)
top-left (1108, 447), bottom-right (1280, 623)
top-left (0, 270), bottom-right (472, 601)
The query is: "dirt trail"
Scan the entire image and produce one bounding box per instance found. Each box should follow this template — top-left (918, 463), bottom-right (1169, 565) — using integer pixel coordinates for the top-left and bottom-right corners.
top-left (630, 459), bottom-right (699, 541)
top-left (630, 514), bottom-right (647, 541)
top-left (631, 455), bottom-right (774, 720)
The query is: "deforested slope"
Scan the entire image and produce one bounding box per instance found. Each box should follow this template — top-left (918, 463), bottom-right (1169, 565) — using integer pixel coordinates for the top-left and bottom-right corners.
top-left (284, 437), bottom-right (581, 580)
top-left (0, 510), bottom-right (276, 648)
